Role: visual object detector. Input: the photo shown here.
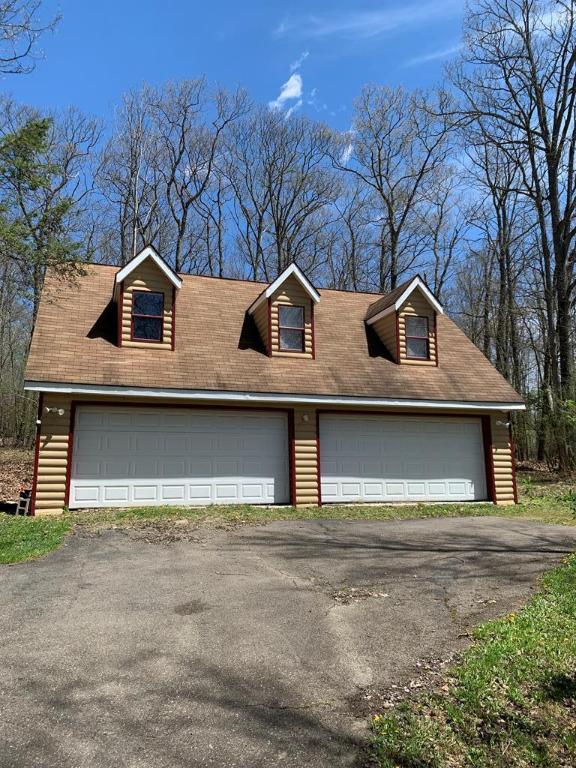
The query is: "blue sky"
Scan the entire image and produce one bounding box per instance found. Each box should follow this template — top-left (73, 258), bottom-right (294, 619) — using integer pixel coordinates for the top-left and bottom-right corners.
top-left (3, 0), bottom-right (465, 129)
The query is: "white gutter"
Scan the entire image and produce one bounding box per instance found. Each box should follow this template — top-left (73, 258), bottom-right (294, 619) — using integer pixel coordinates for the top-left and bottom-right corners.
top-left (24, 380), bottom-right (526, 411)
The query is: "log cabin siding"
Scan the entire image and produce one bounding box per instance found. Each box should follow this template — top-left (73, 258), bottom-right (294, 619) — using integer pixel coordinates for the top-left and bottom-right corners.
top-left (34, 394), bottom-right (73, 515)
top-left (490, 415), bottom-right (517, 505)
top-left (293, 407), bottom-right (320, 505)
top-left (269, 276), bottom-right (314, 358)
top-left (371, 313), bottom-right (398, 361)
top-left (120, 260), bottom-right (174, 350)
top-left (398, 288), bottom-right (437, 366)
top-left (252, 300), bottom-right (270, 354)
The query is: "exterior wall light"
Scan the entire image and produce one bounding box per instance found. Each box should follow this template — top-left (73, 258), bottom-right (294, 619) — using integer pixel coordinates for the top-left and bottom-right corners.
top-left (45, 407), bottom-right (65, 416)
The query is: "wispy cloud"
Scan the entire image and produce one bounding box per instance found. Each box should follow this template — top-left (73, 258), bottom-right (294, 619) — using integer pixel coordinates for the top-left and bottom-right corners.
top-left (290, 50), bottom-right (309, 72)
top-left (274, 1), bottom-right (461, 40)
top-left (340, 142), bottom-right (353, 165)
top-left (403, 42), bottom-right (462, 67)
top-left (539, 6), bottom-right (571, 31)
top-left (285, 99), bottom-right (303, 119)
top-left (269, 73), bottom-right (303, 111)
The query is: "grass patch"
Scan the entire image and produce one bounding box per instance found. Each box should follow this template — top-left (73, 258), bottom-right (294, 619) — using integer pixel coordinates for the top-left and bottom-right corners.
top-left (0, 471), bottom-right (574, 565)
top-left (371, 552), bottom-right (576, 767)
top-left (70, 499), bottom-right (500, 527)
top-left (0, 515), bottom-right (71, 564)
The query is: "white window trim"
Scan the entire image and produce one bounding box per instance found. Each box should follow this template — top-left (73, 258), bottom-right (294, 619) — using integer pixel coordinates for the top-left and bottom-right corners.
top-left (24, 380), bottom-right (526, 411)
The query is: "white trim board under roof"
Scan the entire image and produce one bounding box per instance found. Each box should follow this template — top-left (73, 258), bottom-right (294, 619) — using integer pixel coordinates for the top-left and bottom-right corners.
top-left (23, 380), bottom-right (526, 411)
top-left (366, 276), bottom-right (444, 325)
top-left (115, 246), bottom-right (183, 290)
top-left (248, 263), bottom-right (321, 315)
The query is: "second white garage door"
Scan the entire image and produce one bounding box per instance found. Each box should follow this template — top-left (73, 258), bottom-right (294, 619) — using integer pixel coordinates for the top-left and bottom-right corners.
top-left (320, 414), bottom-right (487, 503)
top-left (70, 406), bottom-right (289, 508)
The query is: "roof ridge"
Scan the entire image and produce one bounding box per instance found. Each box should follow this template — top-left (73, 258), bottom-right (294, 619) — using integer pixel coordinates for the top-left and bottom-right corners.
top-left (67, 261), bottom-right (390, 297)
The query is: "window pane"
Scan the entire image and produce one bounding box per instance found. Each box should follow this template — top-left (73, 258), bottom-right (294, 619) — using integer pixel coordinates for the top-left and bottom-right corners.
top-left (406, 337), bottom-right (428, 359)
top-left (133, 292), bottom-right (163, 316)
top-left (279, 305), bottom-right (304, 328)
top-left (280, 328), bottom-right (304, 351)
top-left (133, 316), bottom-right (163, 341)
top-left (406, 316), bottom-right (428, 338)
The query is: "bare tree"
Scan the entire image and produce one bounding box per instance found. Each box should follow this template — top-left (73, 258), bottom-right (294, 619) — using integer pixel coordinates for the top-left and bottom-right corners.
top-left (224, 106), bottom-right (337, 279)
top-left (95, 82), bottom-right (247, 272)
top-left (332, 85), bottom-right (453, 290)
top-left (0, 0), bottom-right (58, 74)
top-left (450, 0), bottom-right (576, 465)
top-left (148, 81), bottom-right (247, 272)
top-left (325, 181), bottom-right (373, 291)
top-left (190, 169), bottom-right (230, 277)
top-left (419, 166), bottom-right (467, 300)
top-left (95, 88), bottom-right (162, 264)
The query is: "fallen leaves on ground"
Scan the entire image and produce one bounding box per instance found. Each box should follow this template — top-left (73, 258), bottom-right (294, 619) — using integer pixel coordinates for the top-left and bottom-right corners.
top-left (0, 449), bottom-right (34, 502)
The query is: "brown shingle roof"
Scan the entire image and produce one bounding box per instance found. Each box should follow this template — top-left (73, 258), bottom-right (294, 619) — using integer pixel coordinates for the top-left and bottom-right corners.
top-left (25, 264), bottom-right (523, 405)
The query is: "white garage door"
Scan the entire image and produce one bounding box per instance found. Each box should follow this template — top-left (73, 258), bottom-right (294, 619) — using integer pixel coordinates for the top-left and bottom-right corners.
top-left (70, 406), bottom-right (289, 508)
top-left (320, 415), bottom-right (486, 503)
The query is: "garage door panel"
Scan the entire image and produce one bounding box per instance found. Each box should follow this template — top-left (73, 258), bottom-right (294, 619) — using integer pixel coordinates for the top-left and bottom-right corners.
top-left (161, 485), bottom-right (186, 501)
top-left (364, 482), bottom-right (385, 497)
top-left (134, 486), bottom-right (158, 502)
top-left (162, 459), bottom-right (187, 476)
top-left (70, 407), bottom-right (289, 508)
top-left (133, 458), bottom-right (159, 477)
top-left (386, 482), bottom-right (404, 498)
top-left (189, 485), bottom-right (211, 501)
top-left (320, 415), bottom-right (486, 504)
top-left (163, 435), bottom-right (188, 453)
top-left (105, 459), bottom-right (132, 477)
top-left (103, 486), bottom-right (129, 503)
top-left (74, 486), bottom-right (100, 503)
top-left (76, 410), bottom-right (106, 428)
top-left (77, 433), bottom-right (103, 453)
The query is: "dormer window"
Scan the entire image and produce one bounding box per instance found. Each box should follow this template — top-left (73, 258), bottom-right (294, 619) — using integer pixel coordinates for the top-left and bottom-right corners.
top-left (405, 316), bottom-right (429, 360)
top-left (365, 276), bottom-right (442, 366)
top-left (114, 246), bottom-right (181, 350)
top-left (279, 306), bottom-right (305, 352)
top-left (247, 263), bottom-right (320, 358)
top-left (131, 291), bottom-right (164, 342)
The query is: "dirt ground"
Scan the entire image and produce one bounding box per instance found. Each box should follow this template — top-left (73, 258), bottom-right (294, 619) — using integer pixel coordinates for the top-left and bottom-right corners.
top-left (0, 448), bottom-right (34, 501)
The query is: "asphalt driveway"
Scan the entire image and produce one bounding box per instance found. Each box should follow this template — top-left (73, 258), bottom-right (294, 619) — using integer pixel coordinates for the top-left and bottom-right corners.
top-left (1, 517), bottom-right (575, 768)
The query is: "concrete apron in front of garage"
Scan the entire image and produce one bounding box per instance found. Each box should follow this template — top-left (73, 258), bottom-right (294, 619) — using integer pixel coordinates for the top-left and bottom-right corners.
top-left (1, 517), bottom-right (575, 768)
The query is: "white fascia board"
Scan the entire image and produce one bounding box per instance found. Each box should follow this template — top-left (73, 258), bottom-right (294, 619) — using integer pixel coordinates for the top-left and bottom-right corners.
top-left (248, 263), bottom-right (320, 315)
top-left (365, 304), bottom-right (396, 325)
top-left (115, 246), bottom-right (182, 289)
top-left (366, 277), bottom-right (444, 325)
top-left (24, 380), bottom-right (526, 411)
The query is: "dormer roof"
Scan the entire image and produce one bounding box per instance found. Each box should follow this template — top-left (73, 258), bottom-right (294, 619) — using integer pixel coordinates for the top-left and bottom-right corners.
top-left (115, 246), bottom-right (183, 290)
top-left (248, 263), bottom-right (320, 315)
top-left (365, 276), bottom-right (443, 324)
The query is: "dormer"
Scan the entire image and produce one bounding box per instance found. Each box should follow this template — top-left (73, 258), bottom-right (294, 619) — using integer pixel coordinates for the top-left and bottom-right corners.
top-left (248, 263), bottom-right (320, 358)
top-left (366, 276), bottom-right (443, 366)
top-left (114, 246), bottom-right (182, 350)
